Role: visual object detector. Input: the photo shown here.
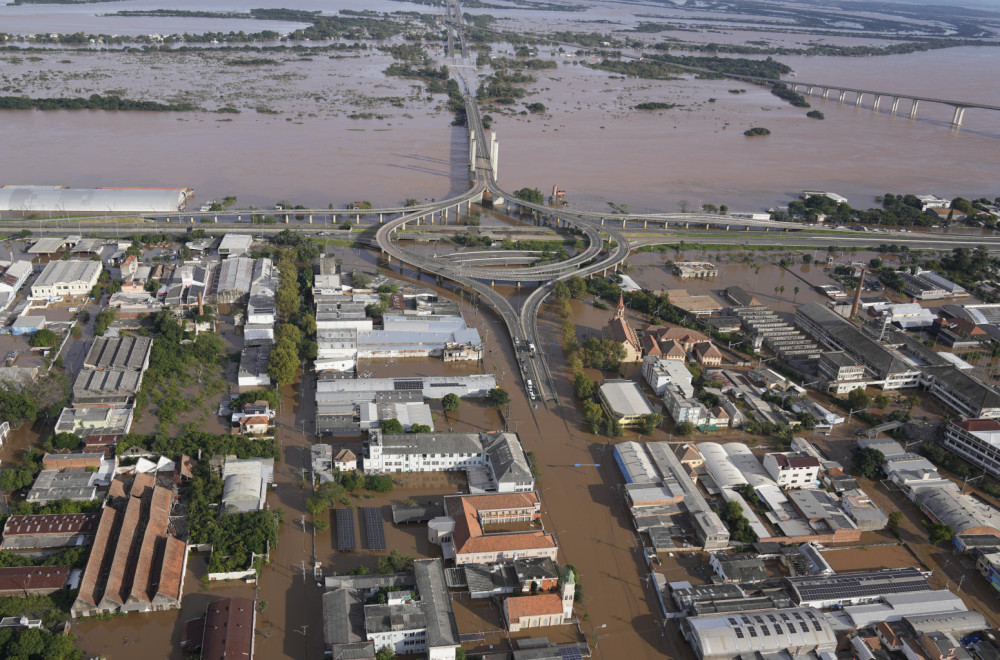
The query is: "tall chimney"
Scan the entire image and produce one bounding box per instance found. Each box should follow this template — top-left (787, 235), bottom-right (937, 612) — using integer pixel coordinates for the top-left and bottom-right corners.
top-left (850, 266), bottom-right (865, 319)
top-left (197, 291), bottom-right (204, 317)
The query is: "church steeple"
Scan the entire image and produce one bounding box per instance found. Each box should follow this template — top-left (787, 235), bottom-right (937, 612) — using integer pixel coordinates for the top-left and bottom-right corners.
top-left (615, 294), bottom-right (625, 319)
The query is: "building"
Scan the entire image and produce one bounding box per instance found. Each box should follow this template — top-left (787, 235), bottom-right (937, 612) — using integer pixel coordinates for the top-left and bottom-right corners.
top-left (763, 453), bottom-right (820, 489)
top-left (322, 558), bottom-right (459, 660)
top-left (357, 315), bottom-right (482, 361)
top-left (0, 512), bottom-right (101, 552)
top-left (943, 419), bottom-right (1000, 481)
top-left (237, 341), bottom-right (272, 389)
top-left (643, 356), bottom-right (693, 396)
top-left (334, 449), bottom-right (357, 472)
top-left (662, 385), bottom-right (708, 427)
top-left (911, 482), bottom-right (1000, 537)
top-left (725, 286), bottom-right (762, 308)
top-left (693, 342), bottom-right (723, 366)
top-left (83, 335), bottom-right (153, 372)
top-left (217, 234), bottom-right (253, 259)
top-left (923, 368), bottom-right (1000, 420)
top-left (441, 493), bottom-right (557, 566)
top-left (364, 430), bottom-right (534, 493)
top-left (664, 289), bottom-right (724, 317)
top-left (26, 470), bottom-right (99, 504)
top-left (72, 370), bottom-right (143, 407)
top-left (0, 185), bottom-right (189, 213)
top-left (54, 406), bottom-right (132, 436)
top-left (503, 573), bottom-right (574, 632)
top-left (0, 566), bottom-right (70, 596)
top-left (221, 456), bottom-right (274, 513)
top-left (817, 351), bottom-right (866, 392)
top-left (30, 260), bottom-right (102, 299)
top-left (842, 590), bottom-right (969, 628)
top-left (785, 568), bottom-right (931, 609)
top-left (315, 299), bottom-right (373, 333)
top-left (681, 607), bottom-right (837, 660)
top-left (598, 379), bottom-right (656, 426)
top-left (918, 195), bottom-right (951, 211)
top-left (71, 473), bottom-right (187, 617)
top-left (200, 597), bottom-right (255, 660)
top-left (674, 262), bottom-right (718, 278)
top-left (601, 295), bottom-right (641, 362)
top-left (902, 270), bottom-right (968, 300)
top-left (841, 489), bottom-right (889, 531)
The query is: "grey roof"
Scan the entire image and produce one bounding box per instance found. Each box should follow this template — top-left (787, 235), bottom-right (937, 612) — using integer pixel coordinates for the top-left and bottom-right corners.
top-left (924, 365), bottom-right (1000, 412)
top-left (714, 555), bottom-right (768, 583)
top-left (26, 470), bottom-right (98, 503)
top-left (843, 590), bottom-right (968, 628)
top-left (599, 379), bottom-right (656, 417)
top-left (911, 483), bottom-right (1000, 535)
top-left (32, 260), bottom-right (102, 289)
top-left (324, 572), bottom-right (414, 592)
top-left (684, 607), bottom-right (836, 658)
top-left (364, 603), bottom-right (425, 633)
top-left (821, 351), bottom-right (859, 367)
top-left (218, 234), bottom-right (253, 255)
top-left (323, 589), bottom-right (368, 647)
top-left (797, 302), bottom-right (915, 377)
top-left (786, 490), bottom-right (858, 531)
top-left (905, 610), bottom-right (987, 636)
top-left (514, 557), bottom-right (560, 582)
top-left (390, 502), bottom-right (444, 524)
top-left (376, 432), bottom-right (482, 456)
top-left (0, 186), bottom-right (186, 213)
top-left (73, 369), bottom-right (142, 401)
top-left (83, 335), bottom-right (152, 371)
top-left (413, 558), bottom-right (459, 649)
top-left (483, 432), bottom-right (533, 487)
top-left (221, 457), bottom-right (274, 513)
top-left (238, 341), bottom-right (272, 380)
top-left (786, 567), bottom-right (930, 606)
top-left (212, 257), bottom-right (255, 296)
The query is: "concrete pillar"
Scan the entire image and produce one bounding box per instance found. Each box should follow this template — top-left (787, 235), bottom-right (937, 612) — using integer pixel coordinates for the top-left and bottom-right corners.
top-left (331, 214), bottom-right (336, 224)
top-left (838, 90), bottom-right (846, 103)
top-left (822, 88), bottom-right (830, 99)
top-left (284, 216), bottom-right (289, 224)
top-left (214, 216), bottom-right (218, 223)
top-left (909, 99), bottom-right (919, 119)
top-left (891, 97), bottom-right (900, 114)
top-left (705, 224), bottom-right (709, 230)
top-left (807, 86), bottom-right (814, 95)
top-left (621, 218), bottom-right (626, 228)
top-left (952, 106), bottom-right (966, 126)
top-left (190, 217), bottom-right (194, 223)
top-left (643, 220), bottom-right (647, 229)
top-left (379, 213), bottom-right (383, 224)
top-left (726, 225), bottom-right (729, 231)
top-left (685, 222), bottom-right (689, 229)
top-left (601, 218), bottom-right (605, 226)
top-left (873, 95), bottom-right (882, 111)
top-left (855, 92), bottom-right (863, 108)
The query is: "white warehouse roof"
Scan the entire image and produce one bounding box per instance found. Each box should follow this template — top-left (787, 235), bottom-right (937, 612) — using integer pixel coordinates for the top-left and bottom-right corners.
top-left (698, 443), bottom-right (748, 489)
top-left (0, 186), bottom-right (188, 213)
top-left (684, 607), bottom-right (836, 660)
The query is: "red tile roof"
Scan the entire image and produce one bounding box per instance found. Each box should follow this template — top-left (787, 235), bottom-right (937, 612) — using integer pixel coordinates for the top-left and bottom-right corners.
top-left (640, 334), bottom-right (661, 355)
top-left (773, 453), bottom-right (820, 469)
top-left (446, 493), bottom-right (555, 557)
top-left (0, 566), bottom-right (69, 594)
top-left (76, 505), bottom-right (119, 607)
top-left (605, 317), bottom-right (639, 351)
top-left (660, 339), bottom-right (687, 359)
top-left (201, 597), bottom-right (255, 660)
top-left (156, 535), bottom-right (187, 603)
top-left (658, 327), bottom-right (708, 346)
top-left (3, 512), bottom-right (100, 537)
top-left (506, 594), bottom-right (563, 623)
top-left (954, 419), bottom-right (1000, 432)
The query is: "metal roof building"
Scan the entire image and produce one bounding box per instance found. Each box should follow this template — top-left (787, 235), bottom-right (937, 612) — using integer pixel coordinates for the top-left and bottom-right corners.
top-left (698, 443), bottom-right (748, 489)
top-left (786, 567), bottom-right (931, 609)
top-left (842, 590), bottom-right (967, 628)
top-left (0, 186), bottom-right (188, 213)
top-left (682, 607), bottom-right (836, 660)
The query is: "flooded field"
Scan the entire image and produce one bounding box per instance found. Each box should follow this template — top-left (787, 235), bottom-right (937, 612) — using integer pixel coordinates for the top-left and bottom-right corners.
top-left (822, 545), bottom-right (921, 573)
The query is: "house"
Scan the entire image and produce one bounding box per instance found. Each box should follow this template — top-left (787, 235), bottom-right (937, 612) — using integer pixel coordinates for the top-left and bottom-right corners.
top-left (120, 255), bottom-right (138, 276)
top-left (601, 295), bottom-right (641, 362)
top-left (71, 473), bottom-right (187, 617)
top-left (334, 448), bottom-right (357, 472)
top-left (693, 342), bottom-right (723, 366)
top-left (30, 260), bottom-right (102, 299)
top-left (659, 339), bottom-right (687, 361)
top-left (640, 334), bottom-right (661, 358)
top-left (656, 327), bottom-right (710, 351)
top-left (763, 453), bottom-right (821, 489)
top-left (674, 444), bottom-right (704, 471)
top-left (234, 414), bottom-right (270, 436)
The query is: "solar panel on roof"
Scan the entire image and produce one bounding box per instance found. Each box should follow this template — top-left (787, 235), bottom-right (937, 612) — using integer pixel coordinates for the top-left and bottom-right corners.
top-left (335, 508), bottom-right (356, 551)
top-left (362, 507), bottom-right (386, 551)
top-left (556, 649), bottom-right (584, 660)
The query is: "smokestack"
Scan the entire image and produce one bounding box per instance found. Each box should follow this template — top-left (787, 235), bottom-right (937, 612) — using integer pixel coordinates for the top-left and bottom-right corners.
top-left (197, 291), bottom-right (204, 317)
top-left (850, 266), bottom-right (865, 319)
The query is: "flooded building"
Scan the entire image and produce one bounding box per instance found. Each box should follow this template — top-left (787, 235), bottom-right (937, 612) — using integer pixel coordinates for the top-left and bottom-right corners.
top-left (55, 406), bottom-right (133, 436)
top-left (221, 456), bottom-right (274, 513)
top-left (0, 512), bottom-right (101, 553)
top-left (364, 430), bottom-right (533, 493)
top-left (0, 566), bottom-right (71, 597)
top-left (199, 597), bottom-right (256, 660)
top-left (357, 316), bottom-right (482, 360)
top-left (901, 270), bottom-right (968, 300)
top-left (681, 607), bottom-right (836, 660)
top-left (237, 341), bottom-right (272, 389)
top-left (71, 473), bottom-right (187, 617)
top-left (26, 470), bottom-right (99, 504)
top-left (502, 573), bottom-right (574, 632)
top-left (598, 379), bottom-right (656, 426)
top-left (217, 234), bottom-right (253, 259)
top-left (29, 260), bottom-right (102, 299)
top-left (663, 289), bottom-right (723, 318)
top-left (601, 295), bottom-right (641, 362)
top-left (439, 493), bottom-right (557, 566)
top-left (674, 262), bottom-right (719, 279)
top-left (944, 419), bottom-right (1000, 481)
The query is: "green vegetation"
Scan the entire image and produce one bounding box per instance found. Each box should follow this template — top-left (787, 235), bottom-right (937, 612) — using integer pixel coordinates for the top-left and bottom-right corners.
top-left (743, 126), bottom-right (771, 136)
top-left (887, 511), bottom-right (903, 528)
top-left (924, 520), bottom-right (954, 545)
top-left (0, 93), bottom-right (197, 112)
top-left (380, 419), bottom-right (404, 434)
top-left (230, 389), bottom-right (280, 411)
top-left (376, 549), bottom-right (414, 574)
top-left (635, 414), bottom-right (663, 435)
top-left (634, 101), bottom-right (678, 110)
top-left (525, 102), bottom-right (546, 113)
top-left (770, 83), bottom-right (810, 107)
top-left (442, 393), bottom-right (461, 419)
top-left (116, 430), bottom-right (279, 462)
top-left (0, 544), bottom-right (89, 569)
top-left (10, 498), bottom-right (103, 517)
top-left (854, 447), bottom-right (885, 479)
top-left (806, 110), bottom-right (825, 120)
top-left (0, 592), bottom-right (83, 642)
top-left (718, 499), bottom-right (756, 544)
top-left (485, 387), bottom-right (510, 409)
top-left (48, 432), bottom-right (82, 451)
top-left (513, 187), bottom-right (544, 205)
top-left (93, 309), bottom-right (116, 336)
top-left (28, 328), bottom-right (58, 347)
top-left (578, 337), bottom-right (626, 372)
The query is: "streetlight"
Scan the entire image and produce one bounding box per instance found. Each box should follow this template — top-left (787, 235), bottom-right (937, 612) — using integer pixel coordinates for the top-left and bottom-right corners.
top-left (847, 407), bottom-right (868, 424)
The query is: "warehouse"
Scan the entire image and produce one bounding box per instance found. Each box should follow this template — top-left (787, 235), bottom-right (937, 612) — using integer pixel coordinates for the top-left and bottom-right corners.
top-left (0, 185), bottom-right (189, 213)
top-left (30, 260), bottom-right (102, 299)
top-left (681, 607), bottom-right (836, 660)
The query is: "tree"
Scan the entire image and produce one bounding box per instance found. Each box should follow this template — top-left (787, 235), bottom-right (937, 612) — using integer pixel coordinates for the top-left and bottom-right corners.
top-left (573, 373), bottom-right (595, 400)
top-left (380, 419), bottom-right (404, 434)
top-left (925, 520), bottom-right (954, 545)
top-left (50, 432), bottom-right (82, 450)
top-left (873, 394), bottom-right (891, 409)
top-left (267, 343), bottom-right (298, 386)
top-left (409, 424), bottom-right (431, 434)
top-left (636, 414), bottom-right (662, 435)
top-left (793, 286), bottom-right (800, 302)
top-left (676, 421), bottom-right (695, 436)
top-left (28, 328), bottom-right (58, 347)
top-left (485, 387), bottom-right (510, 409)
top-left (365, 474), bottom-right (394, 493)
top-left (578, 337), bottom-right (626, 372)
top-left (442, 393), bottom-right (460, 420)
top-left (513, 187), bottom-right (544, 205)
top-left (603, 418), bottom-right (623, 437)
top-left (376, 647), bottom-right (396, 660)
top-left (887, 511), bottom-right (903, 528)
top-left (847, 387), bottom-right (872, 411)
top-left (314, 519), bottom-right (329, 534)
top-left (376, 550), bottom-right (413, 574)
top-left (854, 447), bottom-right (885, 479)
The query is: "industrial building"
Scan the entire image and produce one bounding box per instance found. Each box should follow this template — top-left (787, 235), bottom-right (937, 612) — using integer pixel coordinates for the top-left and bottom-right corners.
top-left (30, 260), bottom-right (102, 299)
top-left (0, 512), bottom-right (101, 552)
top-left (784, 568), bottom-right (931, 609)
top-left (598, 379), bottom-right (656, 426)
top-left (0, 185), bottom-right (190, 213)
top-left (221, 456), bottom-right (274, 513)
top-left (437, 493), bottom-right (557, 566)
top-left (944, 419), bottom-right (1000, 480)
top-left (681, 607), bottom-right (836, 660)
top-left (357, 316), bottom-right (482, 360)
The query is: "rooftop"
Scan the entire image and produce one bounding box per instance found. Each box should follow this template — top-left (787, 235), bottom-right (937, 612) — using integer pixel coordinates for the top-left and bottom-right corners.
top-left (202, 597), bottom-right (255, 660)
top-left (33, 260), bottom-right (101, 288)
top-left (83, 335), bottom-right (152, 371)
top-left (506, 594), bottom-right (563, 622)
top-left (599, 379), bottom-right (656, 417)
